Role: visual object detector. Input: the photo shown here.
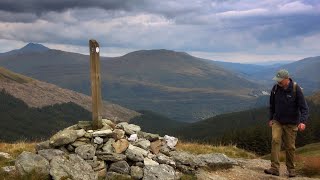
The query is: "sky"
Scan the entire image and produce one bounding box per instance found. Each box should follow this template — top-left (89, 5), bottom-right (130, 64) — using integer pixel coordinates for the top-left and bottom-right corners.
top-left (0, 0), bottom-right (319, 63)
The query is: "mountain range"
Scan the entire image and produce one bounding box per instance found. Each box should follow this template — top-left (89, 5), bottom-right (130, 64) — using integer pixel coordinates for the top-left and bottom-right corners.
top-left (0, 43), bottom-right (266, 122)
top-left (210, 57), bottom-right (320, 95)
top-left (0, 43), bottom-right (319, 122)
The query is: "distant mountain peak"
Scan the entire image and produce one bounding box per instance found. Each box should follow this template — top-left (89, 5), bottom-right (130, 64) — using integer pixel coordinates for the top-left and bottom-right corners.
top-left (20, 43), bottom-right (50, 52)
top-left (0, 42), bottom-right (50, 57)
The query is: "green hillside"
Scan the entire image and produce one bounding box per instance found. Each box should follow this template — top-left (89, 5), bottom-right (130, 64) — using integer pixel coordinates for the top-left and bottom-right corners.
top-left (129, 110), bottom-right (187, 136)
top-left (0, 89), bottom-right (91, 142)
top-left (0, 67), bottom-right (33, 83)
top-left (175, 98), bottom-right (320, 155)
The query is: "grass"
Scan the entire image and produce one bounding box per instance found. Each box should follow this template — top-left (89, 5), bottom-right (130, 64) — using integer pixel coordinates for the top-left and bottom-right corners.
top-left (261, 142), bottom-right (320, 178)
top-left (0, 141), bottom-right (50, 180)
top-left (296, 156), bottom-right (320, 178)
top-left (295, 142), bottom-right (320, 156)
top-left (175, 141), bottom-right (256, 159)
top-left (0, 67), bottom-right (33, 84)
top-left (0, 141), bottom-right (36, 168)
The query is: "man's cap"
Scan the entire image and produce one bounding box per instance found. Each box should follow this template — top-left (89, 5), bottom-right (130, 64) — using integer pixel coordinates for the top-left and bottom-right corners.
top-left (272, 69), bottom-right (289, 82)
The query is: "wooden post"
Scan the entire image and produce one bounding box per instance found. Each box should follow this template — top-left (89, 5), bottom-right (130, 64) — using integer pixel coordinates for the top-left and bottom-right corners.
top-left (89, 39), bottom-right (103, 129)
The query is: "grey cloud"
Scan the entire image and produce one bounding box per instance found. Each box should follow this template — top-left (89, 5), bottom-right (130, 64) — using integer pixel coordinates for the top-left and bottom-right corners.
top-left (0, 11), bottom-right (38, 23)
top-left (0, 0), bottom-right (319, 58)
top-left (0, 0), bottom-right (147, 14)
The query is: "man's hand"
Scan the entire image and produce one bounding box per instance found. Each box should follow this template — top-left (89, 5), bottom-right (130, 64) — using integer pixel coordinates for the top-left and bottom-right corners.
top-left (298, 123), bottom-right (306, 131)
top-left (268, 120), bottom-right (273, 127)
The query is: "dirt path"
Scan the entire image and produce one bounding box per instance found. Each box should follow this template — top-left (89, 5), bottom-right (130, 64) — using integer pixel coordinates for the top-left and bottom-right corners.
top-left (196, 158), bottom-right (319, 180)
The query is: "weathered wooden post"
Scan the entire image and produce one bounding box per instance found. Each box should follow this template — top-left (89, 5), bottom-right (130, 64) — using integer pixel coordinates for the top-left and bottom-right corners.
top-left (89, 39), bottom-right (103, 129)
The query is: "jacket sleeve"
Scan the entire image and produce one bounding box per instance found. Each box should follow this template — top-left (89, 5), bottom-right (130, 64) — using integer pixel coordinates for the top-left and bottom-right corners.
top-left (269, 85), bottom-right (275, 120)
top-left (296, 85), bottom-right (309, 123)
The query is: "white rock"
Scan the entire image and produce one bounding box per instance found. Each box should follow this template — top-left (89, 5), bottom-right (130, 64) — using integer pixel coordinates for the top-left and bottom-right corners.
top-left (128, 134), bottom-right (138, 142)
top-left (0, 152), bottom-right (12, 159)
top-left (144, 157), bottom-right (159, 166)
top-left (164, 135), bottom-right (178, 149)
top-left (94, 137), bottom-right (104, 144)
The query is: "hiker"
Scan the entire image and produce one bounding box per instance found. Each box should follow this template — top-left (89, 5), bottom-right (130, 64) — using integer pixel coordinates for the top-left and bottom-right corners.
top-left (264, 69), bottom-right (309, 177)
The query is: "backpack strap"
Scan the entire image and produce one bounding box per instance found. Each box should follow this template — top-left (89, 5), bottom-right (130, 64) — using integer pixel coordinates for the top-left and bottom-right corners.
top-left (293, 82), bottom-right (297, 98)
top-left (272, 84), bottom-right (278, 95)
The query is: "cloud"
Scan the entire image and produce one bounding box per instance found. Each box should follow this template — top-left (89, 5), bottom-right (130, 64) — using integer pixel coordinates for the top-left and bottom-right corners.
top-left (0, 0), bottom-right (319, 62)
top-left (278, 1), bottom-right (313, 14)
top-left (0, 0), bottom-right (147, 15)
top-left (217, 8), bottom-right (269, 18)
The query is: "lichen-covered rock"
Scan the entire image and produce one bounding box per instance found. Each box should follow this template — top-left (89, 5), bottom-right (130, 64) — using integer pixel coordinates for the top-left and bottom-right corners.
top-left (76, 129), bottom-right (87, 138)
top-left (106, 172), bottom-right (132, 180)
top-left (37, 149), bottom-right (65, 161)
top-left (156, 153), bottom-right (176, 167)
top-left (197, 153), bottom-right (238, 169)
top-left (169, 151), bottom-right (206, 168)
top-left (15, 151), bottom-right (50, 177)
top-left (102, 138), bottom-right (115, 153)
top-left (137, 131), bottom-right (160, 141)
top-left (133, 139), bottom-right (151, 150)
top-left (143, 164), bottom-right (176, 180)
top-left (35, 140), bottom-right (52, 152)
top-left (131, 166), bottom-right (143, 179)
top-left (109, 160), bottom-right (130, 174)
top-left (96, 152), bottom-right (126, 162)
top-left (50, 154), bottom-right (97, 180)
top-left (49, 129), bottom-right (78, 147)
top-left (75, 144), bottom-right (96, 160)
top-left (125, 144), bottom-right (148, 162)
top-left (117, 122), bottom-right (141, 135)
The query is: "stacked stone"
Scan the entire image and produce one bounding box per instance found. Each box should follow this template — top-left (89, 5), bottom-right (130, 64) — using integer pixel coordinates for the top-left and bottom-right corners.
top-left (13, 119), bottom-right (237, 180)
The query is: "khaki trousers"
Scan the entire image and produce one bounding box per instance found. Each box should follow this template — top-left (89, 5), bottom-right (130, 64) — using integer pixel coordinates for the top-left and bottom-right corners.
top-left (271, 120), bottom-right (298, 170)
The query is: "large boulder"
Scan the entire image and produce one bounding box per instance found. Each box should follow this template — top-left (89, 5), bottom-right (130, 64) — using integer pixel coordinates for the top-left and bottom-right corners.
top-left (50, 154), bottom-right (97, 180)
top-left (15, 151), bottom-right (50, 177)
top-left (169, 151), bottom-right (206, 168)
top-left (197, 153), bottom-right (238, 169)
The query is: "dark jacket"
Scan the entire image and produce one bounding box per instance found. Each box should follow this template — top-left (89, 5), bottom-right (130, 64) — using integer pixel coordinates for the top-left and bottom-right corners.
top-left (269, 79), bottom-right (309, 125)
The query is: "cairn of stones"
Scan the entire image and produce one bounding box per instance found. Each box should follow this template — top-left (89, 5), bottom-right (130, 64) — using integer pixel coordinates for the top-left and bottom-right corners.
top-left (13, 119), bottom-right (237, 180)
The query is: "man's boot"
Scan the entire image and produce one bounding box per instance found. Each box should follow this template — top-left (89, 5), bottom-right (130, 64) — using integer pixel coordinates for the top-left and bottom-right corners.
top-left (288, 169), bottom-right (296, 177)
top-left (264, 168), bottom-right (280, 176)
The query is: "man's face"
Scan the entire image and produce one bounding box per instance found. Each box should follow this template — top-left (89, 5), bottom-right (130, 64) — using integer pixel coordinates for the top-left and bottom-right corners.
top-left (277, 79), bottom-right (288, 87)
